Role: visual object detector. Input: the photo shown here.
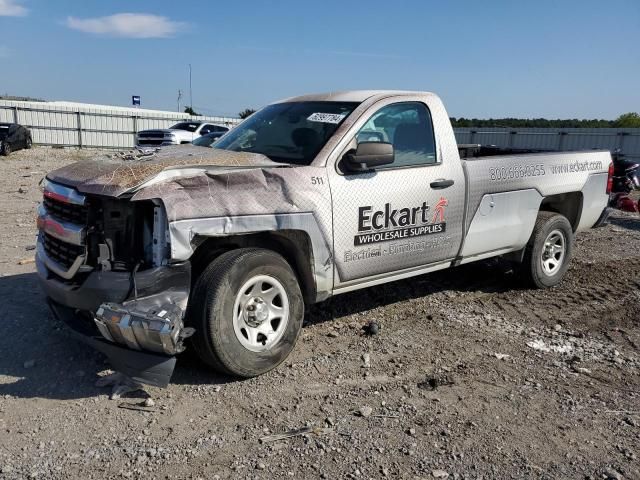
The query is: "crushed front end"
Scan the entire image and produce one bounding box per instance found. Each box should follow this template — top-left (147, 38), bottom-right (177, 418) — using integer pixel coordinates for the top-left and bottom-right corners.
top-left (36, 178), bottom-right (192, 386)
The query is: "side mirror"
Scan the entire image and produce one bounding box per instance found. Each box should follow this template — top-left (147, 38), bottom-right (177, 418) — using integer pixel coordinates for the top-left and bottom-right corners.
top-left (343, 141), bottom-right (394, 172)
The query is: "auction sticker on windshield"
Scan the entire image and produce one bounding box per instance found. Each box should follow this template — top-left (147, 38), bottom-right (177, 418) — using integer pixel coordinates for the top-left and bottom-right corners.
top-left (307, 113), bottom-right (346, 124)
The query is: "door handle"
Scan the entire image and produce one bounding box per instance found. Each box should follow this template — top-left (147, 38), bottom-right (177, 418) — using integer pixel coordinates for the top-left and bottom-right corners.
top-left (430, 179), bottom-right (454, 189)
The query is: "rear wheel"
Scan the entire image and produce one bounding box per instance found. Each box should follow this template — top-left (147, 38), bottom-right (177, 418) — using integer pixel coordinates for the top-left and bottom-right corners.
top-left (25, 137), bottom-right (32, 149)
top-left (0, 142), bottom-right (11, 156)
top-left (521, 211), bottom-right (573, 288)
top-left (188, 248), bottom-right (304, 377)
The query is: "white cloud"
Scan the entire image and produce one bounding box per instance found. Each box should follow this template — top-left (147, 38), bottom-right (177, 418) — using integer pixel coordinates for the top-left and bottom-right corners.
top-left (0, 0), bottom-right (28, 16)
top-left (65, 13), bottom-right (186, 39)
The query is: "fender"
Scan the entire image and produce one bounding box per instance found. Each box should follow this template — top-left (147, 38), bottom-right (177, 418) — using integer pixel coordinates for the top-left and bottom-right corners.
top-left (168, 213), bottom-right (333, 301)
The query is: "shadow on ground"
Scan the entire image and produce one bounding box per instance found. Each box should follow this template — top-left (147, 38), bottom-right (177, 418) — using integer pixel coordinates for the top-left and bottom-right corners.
top-left (305, 259), bottom-right (517, 327)
top-left (0, 259), bottom-right (516, 400)
top-left (609, 213), bottom-right (640, 232)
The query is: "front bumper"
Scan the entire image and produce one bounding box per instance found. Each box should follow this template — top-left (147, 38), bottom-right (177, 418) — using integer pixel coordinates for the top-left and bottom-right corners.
top-left (47, 300), bottom-right (177, 387)
top-left (36, 253), bottom-right (191, 312)
top-left (38, 255), bottom-right (192, 386)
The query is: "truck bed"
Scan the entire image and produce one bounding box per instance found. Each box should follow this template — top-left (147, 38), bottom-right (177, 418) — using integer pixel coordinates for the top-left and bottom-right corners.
top-left (457, 148), bottom-right (611, 263)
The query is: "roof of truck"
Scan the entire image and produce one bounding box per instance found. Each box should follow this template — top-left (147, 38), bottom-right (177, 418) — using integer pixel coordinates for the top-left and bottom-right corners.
top-left (277, 90), bottom-right (435, 103)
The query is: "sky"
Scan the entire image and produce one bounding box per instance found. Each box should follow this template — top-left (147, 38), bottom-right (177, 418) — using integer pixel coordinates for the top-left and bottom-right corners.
top-left (0, 0), bottom-right (638, 119)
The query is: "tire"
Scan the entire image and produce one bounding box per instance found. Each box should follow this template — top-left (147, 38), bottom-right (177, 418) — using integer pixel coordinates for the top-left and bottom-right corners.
top-left (187, 248), bottom-right (304, 377)
top-left (25, 137), bottom-right (32, 149)
top-left (0, 142), bottom-right (10, 156)
top-left (521, 211), bottom-right (574, 288)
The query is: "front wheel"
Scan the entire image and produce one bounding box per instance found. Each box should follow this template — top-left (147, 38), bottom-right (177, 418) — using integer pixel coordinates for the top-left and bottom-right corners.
top-left (188, 248), bottom-right (304, 377)
top-left (0, 142), bottom-right (10, 156)
top-left (521, 211), bottom-right (574, 288)
top-left (25, 137), bottom-right (32, 149)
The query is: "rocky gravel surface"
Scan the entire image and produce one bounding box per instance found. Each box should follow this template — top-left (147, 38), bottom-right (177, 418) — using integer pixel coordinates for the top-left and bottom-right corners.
top-left (0, 147), bottom-right (639, 479)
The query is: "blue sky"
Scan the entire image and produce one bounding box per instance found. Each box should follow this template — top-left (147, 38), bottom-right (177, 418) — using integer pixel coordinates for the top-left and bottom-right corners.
top-left (1, 0), bottom-right (638, 119)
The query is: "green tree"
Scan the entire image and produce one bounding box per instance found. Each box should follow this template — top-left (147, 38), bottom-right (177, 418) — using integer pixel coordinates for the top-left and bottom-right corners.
top-left (184, 106), bottom-right (200, 116)
top-left (614, 112), bottom-right (640, 128)
top-left (238, 108), bottom-right (256, 119)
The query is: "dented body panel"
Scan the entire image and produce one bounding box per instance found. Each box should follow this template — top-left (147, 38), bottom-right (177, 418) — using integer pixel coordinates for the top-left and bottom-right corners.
top-left (36, 90), bottom-right (612, 382)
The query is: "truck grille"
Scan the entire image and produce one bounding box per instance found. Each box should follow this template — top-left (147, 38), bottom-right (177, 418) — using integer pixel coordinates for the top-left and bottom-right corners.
top-left (42, 232), bottom-right (85, 269)
top-left (138, 139), bottom-right (165, 146)
top-left (43, 196), bottom-right (88, 224)
top-left (141, 131), bottom-right (165, 139)
top-left (38, 179), bottom-right (90, 279)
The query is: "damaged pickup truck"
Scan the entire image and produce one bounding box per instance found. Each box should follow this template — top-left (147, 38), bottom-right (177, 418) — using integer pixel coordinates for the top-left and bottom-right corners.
top-left (37, 90), bottom-right (613, 387)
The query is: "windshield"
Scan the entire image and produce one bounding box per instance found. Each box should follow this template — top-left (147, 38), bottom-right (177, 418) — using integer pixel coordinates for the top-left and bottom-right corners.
top-left (193, 133), bottom-right (223, 147)
top-left (214, 101), bottom-right (359, 165)
top-left (170, 122), bottom-right (200, 132)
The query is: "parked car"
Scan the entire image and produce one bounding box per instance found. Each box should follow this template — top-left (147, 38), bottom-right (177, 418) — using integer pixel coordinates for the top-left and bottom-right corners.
top-left (37, 90), bottom-right (612, 387)
top-left (0, 123), bottom-right (32, 156)
top-left (136, 121), bottom-right (229, 146)
top-left (192, 131), bottom-right (226, 148)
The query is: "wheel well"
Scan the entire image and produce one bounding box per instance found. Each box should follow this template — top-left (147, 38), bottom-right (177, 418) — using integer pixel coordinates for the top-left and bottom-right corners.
top-left (540, 192), bottom-right (583, 231)
top-left (189, 230), bottom-right (316, 303)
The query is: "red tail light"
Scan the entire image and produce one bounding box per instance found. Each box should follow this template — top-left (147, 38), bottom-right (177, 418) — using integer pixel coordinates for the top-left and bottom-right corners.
top-left (606, 161), bottom-right (614, 194)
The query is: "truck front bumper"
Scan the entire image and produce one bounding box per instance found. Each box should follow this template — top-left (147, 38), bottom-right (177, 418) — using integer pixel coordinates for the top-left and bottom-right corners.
top-left (36, 254), bottom-right (191, 312)
top-left (37, 255), bottom-right (192, 387)
top-left (47, 300), bottom-right (177, 387)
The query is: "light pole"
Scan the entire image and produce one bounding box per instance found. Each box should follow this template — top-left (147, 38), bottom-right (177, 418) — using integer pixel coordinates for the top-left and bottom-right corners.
top-left (177, 89), bottom-right (183, 112)
top-left (188, 64), bottom-right (193, 112)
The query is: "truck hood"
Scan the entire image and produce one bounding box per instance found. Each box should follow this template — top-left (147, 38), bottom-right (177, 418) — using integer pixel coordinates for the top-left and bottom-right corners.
top-left (46, 145), bottom-right (285, 197)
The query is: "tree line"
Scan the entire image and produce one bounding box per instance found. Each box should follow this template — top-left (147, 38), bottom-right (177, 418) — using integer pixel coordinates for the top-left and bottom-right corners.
top-left (195, 106), bottom-right (640, 128)
top-left (450, 112), bottom-right (640, 128)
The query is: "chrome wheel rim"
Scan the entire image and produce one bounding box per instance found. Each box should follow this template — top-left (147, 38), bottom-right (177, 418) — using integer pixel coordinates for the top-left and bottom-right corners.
top-left (541, 229), bottom-right (566, 276)
top-left (232, 275), bottom-right (289, 352)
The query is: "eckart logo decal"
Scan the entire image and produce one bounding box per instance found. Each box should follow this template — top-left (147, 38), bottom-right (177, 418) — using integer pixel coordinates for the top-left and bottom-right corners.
top-left (354, 197), bottom-right (448, 246)
top-left (432, 197), bottom-right (448, 223)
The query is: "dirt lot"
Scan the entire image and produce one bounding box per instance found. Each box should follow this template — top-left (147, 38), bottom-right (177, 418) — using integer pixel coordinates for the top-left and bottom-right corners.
top-left (0, 147), bottom-right (639, 480)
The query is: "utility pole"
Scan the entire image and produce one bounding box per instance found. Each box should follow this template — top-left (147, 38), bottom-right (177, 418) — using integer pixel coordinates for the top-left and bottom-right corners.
top-left (177, 89), bottom-right (183, 112)
top-left (188, 64), bottom-right (193, 111)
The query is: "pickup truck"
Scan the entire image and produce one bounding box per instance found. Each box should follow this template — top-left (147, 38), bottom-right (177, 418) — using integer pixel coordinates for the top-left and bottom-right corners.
top-left (37, 90), bottom-right (613, 386)
top-left (136, 121), bottom-right (229, 146)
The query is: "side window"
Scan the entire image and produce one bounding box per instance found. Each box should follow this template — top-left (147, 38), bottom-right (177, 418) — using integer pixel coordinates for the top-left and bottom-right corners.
top-left (356, 102), bottom-right (437, 167)
top-left (200, 124), bottom-right (213, 135)
top-left (213, 126), bottom-right (229, 133)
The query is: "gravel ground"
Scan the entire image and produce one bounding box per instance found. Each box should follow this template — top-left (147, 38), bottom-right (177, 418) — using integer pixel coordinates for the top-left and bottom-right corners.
top-left (0, 147), bottom-right (639, 480)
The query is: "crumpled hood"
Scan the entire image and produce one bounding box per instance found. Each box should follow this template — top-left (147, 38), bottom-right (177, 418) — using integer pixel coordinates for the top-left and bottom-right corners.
top-left (46, 145), bottom-right (283, 197)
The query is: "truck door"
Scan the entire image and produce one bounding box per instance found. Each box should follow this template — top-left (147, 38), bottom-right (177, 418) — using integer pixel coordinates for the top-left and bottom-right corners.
top-left (328, 99), bottom-right (465, 288)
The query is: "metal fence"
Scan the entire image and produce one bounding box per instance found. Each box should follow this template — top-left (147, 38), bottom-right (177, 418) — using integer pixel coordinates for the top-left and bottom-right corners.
top-left (454, 127), bottom-right (640, 160)
top-left (3, 99), bottom-right (640, 158)
top-left (0, 99), bottom-right (242, 149)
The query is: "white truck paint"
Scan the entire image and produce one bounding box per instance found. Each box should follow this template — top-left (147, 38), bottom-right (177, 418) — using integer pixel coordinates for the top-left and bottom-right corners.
top-left (136, 121), bottom-right (229, 146)
top-left (37, 90), bottom-right (613, 385)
